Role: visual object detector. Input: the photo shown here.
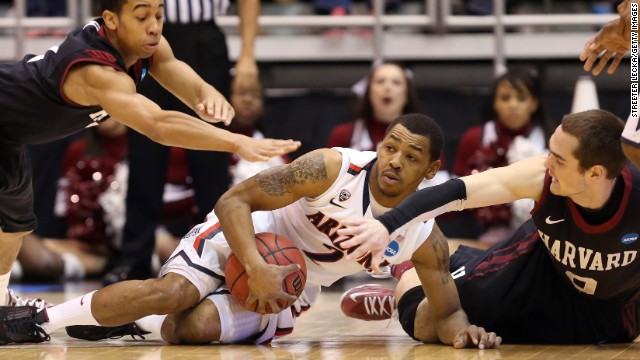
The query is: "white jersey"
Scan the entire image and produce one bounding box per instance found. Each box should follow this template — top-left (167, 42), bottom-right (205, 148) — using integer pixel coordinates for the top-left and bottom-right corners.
top-left (265, 147), bottom-right (434, 287)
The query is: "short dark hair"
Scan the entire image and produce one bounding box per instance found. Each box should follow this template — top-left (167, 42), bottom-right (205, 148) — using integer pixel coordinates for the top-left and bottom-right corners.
top-left (356, 62), bottom-right (420, 122)
top-left (385, 113), bottom-right (444, 162)
top-left (101, 0), bottom-right (128, 13)
top-left (561, 109), bottom-right (627, 178)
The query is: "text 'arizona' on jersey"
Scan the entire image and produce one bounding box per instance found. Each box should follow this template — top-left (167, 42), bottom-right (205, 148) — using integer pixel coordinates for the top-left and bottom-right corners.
top-left (0, 18), bottom-right (151, 145)
top-left (269, 147), bottom-right (434, 287)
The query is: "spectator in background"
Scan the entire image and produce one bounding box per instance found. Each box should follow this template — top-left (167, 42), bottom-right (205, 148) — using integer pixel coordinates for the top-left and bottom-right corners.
top-left (327, 61), bottom-right (449, 186)
top-left (453, 68), bottom-right (553, 244)
top-left (102, 0), bottom-right (263, 285)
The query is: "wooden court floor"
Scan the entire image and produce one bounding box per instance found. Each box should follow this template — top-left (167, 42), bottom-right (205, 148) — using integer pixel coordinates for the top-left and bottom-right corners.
top-left (0, 277), bottom-right (638, 360)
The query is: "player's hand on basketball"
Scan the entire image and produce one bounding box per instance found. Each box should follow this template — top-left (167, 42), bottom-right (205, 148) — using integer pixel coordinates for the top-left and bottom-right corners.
top-left (196, 90), bottom-right (235, 125)
top-left (338, 218), bottom-right (390, 271)
top-left (236, 137), bottom-right (301, 162)
top-left (579, 19), bottom-right (630, 76)
top-left (452, 325), bottom-right (502, 350)
top-left (246, 263), bottom-right (300, 314)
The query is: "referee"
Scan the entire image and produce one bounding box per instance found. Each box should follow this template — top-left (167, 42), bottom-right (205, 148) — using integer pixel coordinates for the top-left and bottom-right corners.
top-left (103, 0), bottom-right (261, 284)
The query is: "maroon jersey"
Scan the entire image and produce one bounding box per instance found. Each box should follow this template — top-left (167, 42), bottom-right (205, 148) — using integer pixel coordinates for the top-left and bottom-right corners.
top-left (0, 18), bottom-right (151, 145)
top-left (531, 166), bottom-right (640, 302)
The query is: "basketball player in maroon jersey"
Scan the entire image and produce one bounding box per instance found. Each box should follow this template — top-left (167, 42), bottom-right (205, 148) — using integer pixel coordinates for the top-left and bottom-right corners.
top-left (0, 114), bottom-right (500, 349)
top-left (338, 109), bottom-right (640, 343)
top-left (0, 0), bottom-right (300, 343)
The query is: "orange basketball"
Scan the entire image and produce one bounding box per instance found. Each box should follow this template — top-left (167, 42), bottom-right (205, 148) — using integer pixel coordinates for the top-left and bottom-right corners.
top-left (225, 232), bottom-right (307, 313)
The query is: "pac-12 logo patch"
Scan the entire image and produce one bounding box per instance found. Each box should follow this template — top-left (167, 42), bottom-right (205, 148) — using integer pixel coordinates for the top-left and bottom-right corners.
top-left (621, 233), bottom-right (639, 245)
top-left (339, 189), bottom-right (351, 202)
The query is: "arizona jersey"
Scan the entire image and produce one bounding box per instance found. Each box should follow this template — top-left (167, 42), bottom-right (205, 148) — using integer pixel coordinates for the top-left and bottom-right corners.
top-left (531, 166), bottom-right (640, 302)
top-left (267, 147), bottom-right (434, 287)
top-left (0, 18), bottom-right (151, 145)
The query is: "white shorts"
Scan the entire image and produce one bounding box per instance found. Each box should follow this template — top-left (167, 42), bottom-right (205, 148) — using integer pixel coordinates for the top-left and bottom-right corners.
top-left (159, 211), bottom-right (320, 344)
top-left (622, 115), bottom-right (640, 147)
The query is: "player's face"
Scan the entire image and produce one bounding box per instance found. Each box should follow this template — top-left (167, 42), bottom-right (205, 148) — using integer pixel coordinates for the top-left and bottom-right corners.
top-left (369, 64), bottom-right (408, 123)
top-left (109, 0), bottom-right (164, 59)
top-left (493, 80), bottom-right (538, 131)
top-left (544, 126), bottom-right (589, 197)
top-left (230, 83), bottom-right (264, 129)
top-left (373, 125), bottom-right (438, 202)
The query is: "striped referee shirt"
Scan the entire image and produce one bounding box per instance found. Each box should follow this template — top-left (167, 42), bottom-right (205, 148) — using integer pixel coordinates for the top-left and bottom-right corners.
top-left (164, 0), bottom-right (230, 24)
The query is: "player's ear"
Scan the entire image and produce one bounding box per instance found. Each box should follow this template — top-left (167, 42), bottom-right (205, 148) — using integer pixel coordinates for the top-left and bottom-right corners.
top-left (423, 159), bottom-right (441, 180)
top-left (588, 164), bottom-right (606, 181)
top-left (103, 10), bottom-right (118, 31)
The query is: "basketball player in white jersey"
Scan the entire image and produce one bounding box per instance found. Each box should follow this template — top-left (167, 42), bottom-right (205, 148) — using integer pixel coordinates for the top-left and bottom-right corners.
top-left (1, 114), bottom-right (499, 348)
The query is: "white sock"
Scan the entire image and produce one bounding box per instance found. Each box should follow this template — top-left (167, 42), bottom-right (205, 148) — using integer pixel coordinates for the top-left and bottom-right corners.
top-left (61, 253), bottom-right (86, 280)
top-left (41, 290), bottom-right (100, 333)
top-left (136, 314), bottom-right (167, 337)
top-left (0, 272), bottom-right (10, 305)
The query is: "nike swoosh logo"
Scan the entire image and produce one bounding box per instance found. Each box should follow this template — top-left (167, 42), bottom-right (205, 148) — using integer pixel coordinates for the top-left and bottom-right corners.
top-left (349, 291), bottom-right (378, 302)
top-left (330, 198), bottom-right (346, 209)
top-left (545, 216), bottom-right (565, 224)
top-left (80, 296), bottom-right (85, 306)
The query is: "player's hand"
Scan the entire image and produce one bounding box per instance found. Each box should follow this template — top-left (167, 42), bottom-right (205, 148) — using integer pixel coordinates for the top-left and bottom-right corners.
top-left (579, 19), bottom-right (630, 76)
top-left (233, 57), bottom-right (260, 95)
top-left (337, 218), bottom-right (391, 273)
top-left (236, 137), bottom-right (301, 162)
top-left (196, 89), bottom-right (235, 125)
top-left (452, 325), bottom-right (502, 349)
top-left (246, 262), bottom-right (300, 314)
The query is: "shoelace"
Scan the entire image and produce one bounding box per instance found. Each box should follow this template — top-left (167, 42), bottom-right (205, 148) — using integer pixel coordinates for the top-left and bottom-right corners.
top-left (7, 290), bottom-right (49, 311)
top-left (6, 313), bottom-right (50, 342)
top-left (106, 324), bottom-right (148, 340)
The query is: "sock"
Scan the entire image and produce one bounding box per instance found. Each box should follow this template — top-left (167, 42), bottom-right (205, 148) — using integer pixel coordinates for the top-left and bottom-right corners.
top-left (41, 290), bottom-right (100, 334)
top-left (0, 272), bottom-right (10, 305)
top-left (391, 260), bottom-right (414, 281)
top-left (61, 253), bottom-right (86, 280)
top-left (136, 314), bottom-right (167, 337)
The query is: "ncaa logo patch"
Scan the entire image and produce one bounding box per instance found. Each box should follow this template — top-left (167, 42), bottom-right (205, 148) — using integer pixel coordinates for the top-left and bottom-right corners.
top-left (385, 240), bottom-right (400, 257)
top-left (621, 233), bottom-right (639, 245)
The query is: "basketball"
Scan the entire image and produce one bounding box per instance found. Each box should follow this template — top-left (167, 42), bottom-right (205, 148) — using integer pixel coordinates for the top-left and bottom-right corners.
top-left (225, 232), bottom-right (307, 313)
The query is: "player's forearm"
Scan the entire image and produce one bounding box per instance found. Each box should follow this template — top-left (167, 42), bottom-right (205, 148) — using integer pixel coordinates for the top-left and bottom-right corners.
top-left (151, 110), bottom-right (242, 151)
top-left (377, 179), bottom-right (467, 235)
top-left (237, 0), bottom-right (259, 62)
top-left (214, 192), bottom-right (267, 272)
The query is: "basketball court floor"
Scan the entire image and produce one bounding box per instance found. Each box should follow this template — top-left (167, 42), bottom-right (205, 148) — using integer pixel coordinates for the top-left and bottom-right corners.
top-left (0, 274), bottom-right (638, 360)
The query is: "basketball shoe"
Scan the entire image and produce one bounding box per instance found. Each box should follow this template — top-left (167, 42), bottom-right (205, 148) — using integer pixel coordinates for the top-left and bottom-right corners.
top-left (0, 306), bottom-right (50, 345)
top-left (340, 284), bottom-right (395, 321)
top-left (6, 289), bottom-right (52, 311)
top-left (66, 322), bottom-right (150, 341)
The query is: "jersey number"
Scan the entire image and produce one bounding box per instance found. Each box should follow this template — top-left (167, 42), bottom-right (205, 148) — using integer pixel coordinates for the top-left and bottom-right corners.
top-left (565, 270), bottom-right (597, 295)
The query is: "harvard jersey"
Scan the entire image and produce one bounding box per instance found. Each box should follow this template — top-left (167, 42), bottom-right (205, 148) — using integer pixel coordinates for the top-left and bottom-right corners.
top-left (269, 147), bottom-right (434, 287)
top-left (0, 19), bottom-right (151, 145)
top-left (531, 166), bottom-right (640, 302)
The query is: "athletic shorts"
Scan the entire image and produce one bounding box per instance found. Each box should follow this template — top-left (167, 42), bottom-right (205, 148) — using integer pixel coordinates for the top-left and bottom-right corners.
top-left (0, 142), bottom-right (37, 233)
top-left (159, 211), bottom-right (319, 344)
top-left (398, 220), bottom-right (640, 344)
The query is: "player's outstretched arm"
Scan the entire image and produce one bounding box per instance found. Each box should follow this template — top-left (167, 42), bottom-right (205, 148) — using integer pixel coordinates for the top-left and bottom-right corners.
top-left (338, 156), bottom-right (546, 263)
top-left (150, 37), bottom-right (234, 124)
top-left (68, 63), bottom-right (300, 159)
top-left (580, 0), bottom-right (633, 76)
top-left (410, 226), bottom-right (501, 348)
top-left (214, 149), bottom-right (342, 314)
